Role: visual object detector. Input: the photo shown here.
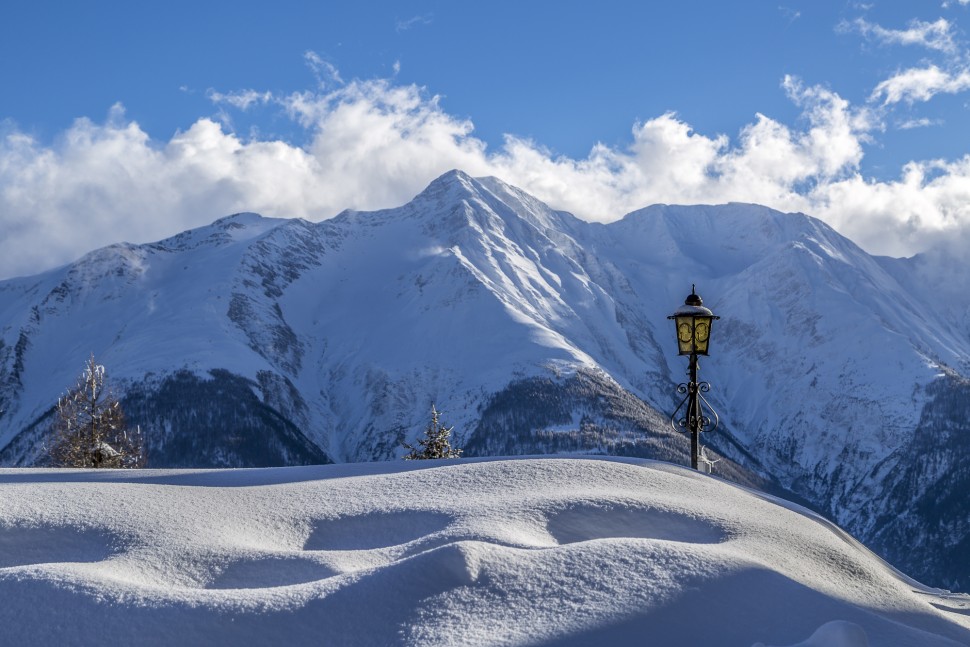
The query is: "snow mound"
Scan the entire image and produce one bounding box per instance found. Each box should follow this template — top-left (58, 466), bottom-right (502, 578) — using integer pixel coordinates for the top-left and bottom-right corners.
top-left (1, 457), bottom-right (968, 646)
top-left (753, 620), bottom-right (871, 646)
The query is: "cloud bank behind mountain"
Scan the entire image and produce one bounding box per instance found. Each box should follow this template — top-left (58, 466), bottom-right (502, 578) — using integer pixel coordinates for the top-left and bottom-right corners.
top-left (2, 71), bottom-right (970, 280)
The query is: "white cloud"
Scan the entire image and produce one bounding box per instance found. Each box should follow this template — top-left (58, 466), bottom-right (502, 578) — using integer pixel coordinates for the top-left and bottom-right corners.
top-left (871, 65), bottom-right (970, 104)
top-left (396, 13), bottom-right (433, 32)
top-left (2, 74), bottom-right (970, 279)
top-left (897, 117), bottom-right (944, 129)
top-left (809, 158), bottom-right (970, 257)
top-left (304, 51), bottom-right (344, 89)
top-left (206, 89), bottom-right (273, 111)
top-left (842, 17), bottom-right (958, 54)
top-left (842, 15), bottom-right (970, 107)
top-left (779, 6), bottom-right (801, 25)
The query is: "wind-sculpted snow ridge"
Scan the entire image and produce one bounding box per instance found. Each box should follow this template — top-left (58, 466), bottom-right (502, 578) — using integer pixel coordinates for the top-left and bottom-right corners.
top-left (0, 457), bottom-right (967, 647)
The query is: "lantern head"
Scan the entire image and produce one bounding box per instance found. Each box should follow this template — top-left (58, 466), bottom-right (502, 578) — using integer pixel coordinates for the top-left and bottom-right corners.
top-left (668, 286), bottom-right (719, 355)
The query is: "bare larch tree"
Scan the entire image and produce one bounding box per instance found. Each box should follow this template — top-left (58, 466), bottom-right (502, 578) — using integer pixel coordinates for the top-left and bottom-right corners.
top-left (47, 355), bottom-right (146, 468)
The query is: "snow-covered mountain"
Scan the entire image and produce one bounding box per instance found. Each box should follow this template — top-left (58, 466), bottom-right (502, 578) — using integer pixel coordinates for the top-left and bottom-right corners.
top-left (0, 170), bottom-right (968, 591)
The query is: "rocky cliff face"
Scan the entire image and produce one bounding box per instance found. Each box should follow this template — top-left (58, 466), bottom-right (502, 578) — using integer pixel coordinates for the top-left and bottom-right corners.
top-left (0, 170), bottom-right (968, 589)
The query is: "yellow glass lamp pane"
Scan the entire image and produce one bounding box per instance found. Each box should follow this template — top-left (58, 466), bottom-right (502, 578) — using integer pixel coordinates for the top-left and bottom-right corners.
top-left (677, 322), bottom-right (692, 342)
top-left (695, 321), bottom-right (709, 342)
top-left (675, 316), bottom-right (694, 354)
top-left (694, 319), bottom-right (710, 354)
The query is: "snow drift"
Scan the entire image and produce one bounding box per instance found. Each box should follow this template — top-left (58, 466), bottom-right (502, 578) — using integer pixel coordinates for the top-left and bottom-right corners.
top-left (1, 457), bottom-right (967, 646)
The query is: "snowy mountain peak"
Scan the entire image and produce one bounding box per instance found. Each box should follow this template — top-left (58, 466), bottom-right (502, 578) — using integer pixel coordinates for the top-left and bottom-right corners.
top-left (613, 202), bottom-right (834, 269)
top-left (420, 167), bottom-right (477, 193)
top-left (155, 211), bottom-right (286, 252)
top-left (394, 170), bottom-right (574, 239)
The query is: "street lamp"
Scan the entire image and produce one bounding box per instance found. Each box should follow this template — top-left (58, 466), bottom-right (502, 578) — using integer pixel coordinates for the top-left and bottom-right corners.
top-left (668, 285), bottom-right (720, 471)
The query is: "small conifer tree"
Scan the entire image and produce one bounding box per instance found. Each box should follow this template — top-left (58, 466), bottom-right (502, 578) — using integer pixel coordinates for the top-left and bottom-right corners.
top-left (47, 355), bottom-right (146, 468)
top-left (403, 405), bottom-right (462, 460)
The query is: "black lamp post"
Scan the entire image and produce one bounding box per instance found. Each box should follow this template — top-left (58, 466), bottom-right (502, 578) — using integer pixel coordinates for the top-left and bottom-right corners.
top-left (668, 285), bottom-right (720, 471)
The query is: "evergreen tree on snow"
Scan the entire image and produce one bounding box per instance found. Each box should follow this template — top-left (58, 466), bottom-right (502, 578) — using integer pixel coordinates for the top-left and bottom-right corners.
top-left (403, 405), bottom-right (462, 460)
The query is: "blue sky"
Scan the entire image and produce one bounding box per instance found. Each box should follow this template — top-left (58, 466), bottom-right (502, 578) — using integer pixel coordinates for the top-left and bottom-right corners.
top-left (2, 1), bottom-right (970, 278)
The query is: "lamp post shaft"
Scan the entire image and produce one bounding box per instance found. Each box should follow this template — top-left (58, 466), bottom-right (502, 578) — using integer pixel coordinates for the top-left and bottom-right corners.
top-left (689, 353), bottom-right (699, 470)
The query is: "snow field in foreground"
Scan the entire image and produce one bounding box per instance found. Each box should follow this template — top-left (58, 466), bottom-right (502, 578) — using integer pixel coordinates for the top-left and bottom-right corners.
top-left (0, 457), bottom-right (968, 646)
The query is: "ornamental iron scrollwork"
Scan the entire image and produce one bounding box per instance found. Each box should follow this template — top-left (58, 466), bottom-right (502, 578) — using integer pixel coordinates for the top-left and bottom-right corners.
top-left (669, 380), bottom-right (719, 436)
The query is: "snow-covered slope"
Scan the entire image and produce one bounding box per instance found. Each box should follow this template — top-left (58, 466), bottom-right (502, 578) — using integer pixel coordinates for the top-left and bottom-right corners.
top-left (1, 457), bottom-right (967, 647)
top-left (1, 170), bottom-right (969, 591)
